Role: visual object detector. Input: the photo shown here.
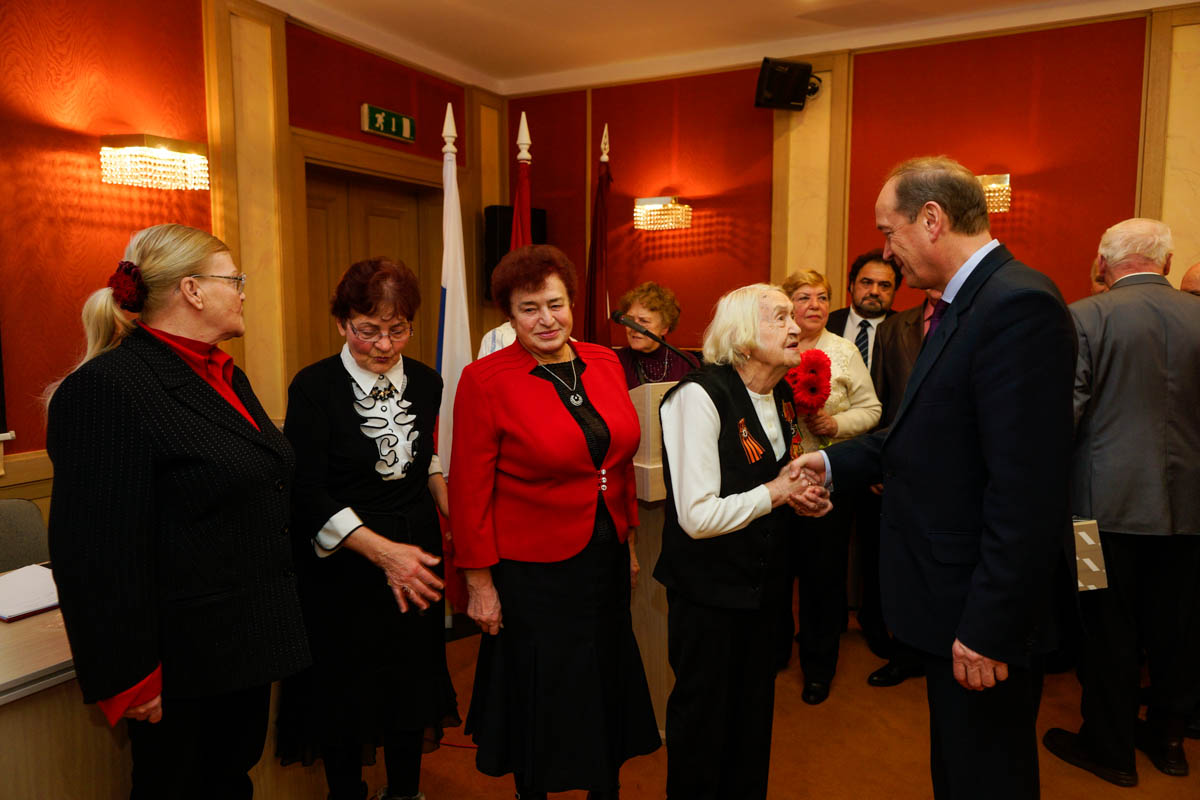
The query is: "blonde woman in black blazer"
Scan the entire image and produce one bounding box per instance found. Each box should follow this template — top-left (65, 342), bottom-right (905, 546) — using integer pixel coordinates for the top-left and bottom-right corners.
top-left (46, 224), bottom-right (309, 800)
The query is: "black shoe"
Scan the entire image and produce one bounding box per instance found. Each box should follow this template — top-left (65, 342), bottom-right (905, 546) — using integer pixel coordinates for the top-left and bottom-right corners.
top-left (867, 660), bottom-right (925, 687)
top-left (1042, 728), bottom-right (1138, 787)
top-left (801, 680), bottom-right (830, 705)
top-left (1135, 720), bottom-right (1189, 776)
top-left (1186, 715), bottom-right (1200, 740)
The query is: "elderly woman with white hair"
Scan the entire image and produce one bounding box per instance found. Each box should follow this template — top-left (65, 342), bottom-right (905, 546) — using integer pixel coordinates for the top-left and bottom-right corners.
top-left (652, 283), bottom-right (831, 800)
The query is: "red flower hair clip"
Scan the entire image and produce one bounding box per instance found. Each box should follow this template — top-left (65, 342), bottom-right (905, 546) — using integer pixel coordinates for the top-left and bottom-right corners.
top-left (108, 260), bottom-right (147, 313)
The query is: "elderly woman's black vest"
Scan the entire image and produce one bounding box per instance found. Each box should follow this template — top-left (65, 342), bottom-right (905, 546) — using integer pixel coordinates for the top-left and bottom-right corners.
top-left (653, 363), bottom-right (797, 610)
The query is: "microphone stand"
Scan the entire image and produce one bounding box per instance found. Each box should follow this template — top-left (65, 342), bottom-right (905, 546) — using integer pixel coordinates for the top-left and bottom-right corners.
top-left (610, 313), bottom-right (702, 369)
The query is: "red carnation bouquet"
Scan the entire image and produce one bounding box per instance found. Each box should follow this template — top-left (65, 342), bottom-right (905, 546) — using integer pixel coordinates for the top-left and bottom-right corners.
top-left (786, 348), bottom-right (832, 416)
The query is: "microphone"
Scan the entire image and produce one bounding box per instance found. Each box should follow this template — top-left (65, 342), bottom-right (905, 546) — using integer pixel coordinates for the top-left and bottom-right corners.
top-left (610, 312), bottom-right (701, 368)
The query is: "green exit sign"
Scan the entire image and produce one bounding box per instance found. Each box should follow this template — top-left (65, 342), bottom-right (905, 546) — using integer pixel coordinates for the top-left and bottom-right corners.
top-left (360, 103), bottom-right (415, 142)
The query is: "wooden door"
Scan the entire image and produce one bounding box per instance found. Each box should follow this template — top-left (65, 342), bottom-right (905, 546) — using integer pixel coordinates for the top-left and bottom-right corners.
top-left (304, 165), bottom-right (442, 368)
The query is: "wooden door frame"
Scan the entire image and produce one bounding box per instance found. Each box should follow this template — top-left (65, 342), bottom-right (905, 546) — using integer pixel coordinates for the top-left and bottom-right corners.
top-left (286, 127), bottom-right (472, 377)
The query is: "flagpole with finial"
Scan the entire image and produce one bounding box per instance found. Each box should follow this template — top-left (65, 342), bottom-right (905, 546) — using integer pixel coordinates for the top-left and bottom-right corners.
top-left (584, 123), bottom-right (612, 344)
top-left (436, 101), bottom-right (472, 622)
top-left (510, 111), bottom-right (533, 251)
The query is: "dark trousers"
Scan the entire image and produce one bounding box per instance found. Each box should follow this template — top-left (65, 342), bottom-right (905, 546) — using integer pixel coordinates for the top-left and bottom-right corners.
top-left (852, 490), bottom-right (924, 672)
top-left (323, 730), bottom-right (424, 800)
top-left (921, 650), bottom-right (1041, 800)
top-left (127, 683), bottom-right (271, 800)
top-left (853, 488), bottom-right (888, 650)
top-left (785, 497), bottom-right (851, 681)
top-left (1078, 533), bottom-right (1200, 768)
top-left (665, 590), bottom-right (777, 800)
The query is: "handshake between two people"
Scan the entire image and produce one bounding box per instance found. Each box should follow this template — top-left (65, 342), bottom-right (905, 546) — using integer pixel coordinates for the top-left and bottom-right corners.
top-left (768, 452), bottom-right (832, 517)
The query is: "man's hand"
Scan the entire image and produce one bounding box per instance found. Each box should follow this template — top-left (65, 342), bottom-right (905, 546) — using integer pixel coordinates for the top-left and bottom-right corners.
top-left (951, 638), bottom-right (1009, 690)
top-left (788, 452), bottom-right (827, 486)
top-left (765, 458), bottom-right (814, 508)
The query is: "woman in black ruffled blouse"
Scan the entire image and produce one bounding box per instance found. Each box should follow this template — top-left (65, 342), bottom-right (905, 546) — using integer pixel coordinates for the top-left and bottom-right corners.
top-left (276, 258), bottom-right (458, 800)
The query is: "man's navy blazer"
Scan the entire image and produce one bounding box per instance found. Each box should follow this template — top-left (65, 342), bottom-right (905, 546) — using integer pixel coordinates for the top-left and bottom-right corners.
top-left (825, 245), bottom-right (1075, 665)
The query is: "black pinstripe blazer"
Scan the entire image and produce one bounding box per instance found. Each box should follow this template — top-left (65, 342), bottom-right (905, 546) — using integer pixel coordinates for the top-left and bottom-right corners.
top-left (47, 327), bottom-right (310, 703)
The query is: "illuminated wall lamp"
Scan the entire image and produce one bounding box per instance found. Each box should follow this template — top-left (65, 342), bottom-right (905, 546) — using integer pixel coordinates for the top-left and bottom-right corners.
top-left (977, 173), bottom-right (1011, 213)
top-left (633, 196), bottom-right (692, 231)
top-left (99, 134), bottom-right (210, 191)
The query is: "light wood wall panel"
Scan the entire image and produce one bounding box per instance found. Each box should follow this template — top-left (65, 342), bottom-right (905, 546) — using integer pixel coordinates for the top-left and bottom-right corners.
top-left (1158, 10), bottom-right (1200, 284)
top-left (770, 54), bottom-right (850, 303)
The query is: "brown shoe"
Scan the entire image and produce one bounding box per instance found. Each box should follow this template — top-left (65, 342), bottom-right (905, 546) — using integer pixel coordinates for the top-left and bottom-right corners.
top-left (1135, 720), bottom-right (1189, 776)
top-left (1043, 728), bottom-right (1138, 787)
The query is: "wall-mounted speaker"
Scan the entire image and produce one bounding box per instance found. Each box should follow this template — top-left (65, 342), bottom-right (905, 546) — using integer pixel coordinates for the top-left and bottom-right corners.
top-left (483, 205), bottom-right (548, 299)
top-left (754, 58), bottom-right (821, 110)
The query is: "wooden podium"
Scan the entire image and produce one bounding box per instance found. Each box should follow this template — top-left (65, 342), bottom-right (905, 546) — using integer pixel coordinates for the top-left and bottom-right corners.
top-left (628, 381), bottom-right (674, 732)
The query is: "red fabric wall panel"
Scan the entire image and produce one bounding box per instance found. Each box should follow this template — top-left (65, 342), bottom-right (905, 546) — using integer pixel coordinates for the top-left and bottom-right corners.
top-left (286, 24), bottom-right (466, 164)
top-left (507, 91), bottom-right (589, 295)
top-left (592, 70), bottom-right (774, 347)
top-left (0, 0), bottom-right (210, 452)
top-left (848, 18), bottom-right (1145, 311)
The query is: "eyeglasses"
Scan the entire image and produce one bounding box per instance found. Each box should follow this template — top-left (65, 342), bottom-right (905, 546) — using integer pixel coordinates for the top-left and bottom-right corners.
top-left (190, 273), bottom-right (247, 290)
top-left (347, 319), bottom-right (412, 344)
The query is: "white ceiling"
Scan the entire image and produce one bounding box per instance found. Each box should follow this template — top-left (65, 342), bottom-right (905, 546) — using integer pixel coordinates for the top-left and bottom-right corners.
top-left (265, 0), bottom-right (1155, 94)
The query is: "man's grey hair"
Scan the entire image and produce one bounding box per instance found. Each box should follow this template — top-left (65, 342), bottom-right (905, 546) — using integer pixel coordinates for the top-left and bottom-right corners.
top-left (1098, 218), bottom-right (1173, 269)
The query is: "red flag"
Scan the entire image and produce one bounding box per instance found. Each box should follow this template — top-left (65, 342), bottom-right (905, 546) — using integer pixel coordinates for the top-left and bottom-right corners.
top-left (583, 158), bottom-right (612, 344)
top-left (510, 160), bottom-right (532, 250)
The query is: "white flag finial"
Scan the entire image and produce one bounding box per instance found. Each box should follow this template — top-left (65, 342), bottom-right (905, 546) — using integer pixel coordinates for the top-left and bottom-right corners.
top-left (600, 123), bottom-right (609, 163)
top-left (442, 103), bottom-right (457, 155)
top-left (516, 111), bottom-right (532, 163)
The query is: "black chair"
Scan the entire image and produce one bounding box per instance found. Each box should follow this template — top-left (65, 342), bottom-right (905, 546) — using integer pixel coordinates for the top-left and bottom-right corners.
top-left (0, 498), bottom-right (50, 572)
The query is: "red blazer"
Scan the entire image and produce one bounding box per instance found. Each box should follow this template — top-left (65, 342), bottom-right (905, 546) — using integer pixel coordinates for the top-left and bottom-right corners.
top-left (450, 341), bottom-right (640, 567)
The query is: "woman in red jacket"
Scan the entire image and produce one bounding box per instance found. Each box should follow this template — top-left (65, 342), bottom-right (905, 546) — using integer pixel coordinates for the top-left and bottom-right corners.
top-left (450, 245), bottom-right (660, 799)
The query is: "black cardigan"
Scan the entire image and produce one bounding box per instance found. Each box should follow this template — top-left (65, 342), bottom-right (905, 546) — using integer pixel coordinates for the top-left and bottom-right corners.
top-left (653, 364), bottom-right (795, 610)
top-left (47, 327), bottom-right (310, 702)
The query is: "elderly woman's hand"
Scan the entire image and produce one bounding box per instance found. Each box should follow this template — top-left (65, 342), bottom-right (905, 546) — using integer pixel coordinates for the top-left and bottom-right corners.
top-left (628, 531), bottom-right (641, 591)
top-left (124, 694), bottom-right (163, 724)
top-left (465, 568), bottom-right (503, 635)
top-left (343, 526), bottom-right (443, 612)
top-left (766, 459), bottom-right (817, 508)
top-left (788, 485), bottom-right (833, 517)
top-left (805, 410), bottom-right (839, 437)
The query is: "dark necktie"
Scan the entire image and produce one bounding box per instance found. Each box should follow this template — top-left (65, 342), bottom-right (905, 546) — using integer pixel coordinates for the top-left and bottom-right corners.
top-left (927, 299), bottom-right (950, 336)
top-left (855, 319), bottom-right (871, 368)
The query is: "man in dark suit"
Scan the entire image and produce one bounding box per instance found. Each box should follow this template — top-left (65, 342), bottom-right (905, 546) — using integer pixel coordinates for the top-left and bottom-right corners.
top-left (1043, 219), bottom-right (1200, 786)
top-left (826, 249), bottom-right (899, 373)
top-left (857, 288), bottom-right (940, 687)
top-left (795, 156), bottom-right (1075, 799)
top-left (824, 250), bottom-right (897, 668)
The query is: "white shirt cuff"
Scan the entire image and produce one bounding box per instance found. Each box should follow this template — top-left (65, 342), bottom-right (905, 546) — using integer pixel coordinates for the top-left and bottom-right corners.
top-left (428, 453), bottom-right (443, 476)
top-left (819, 450), bottom-right (833, 489)
top-left (314, 507), bottom-right (363, 558)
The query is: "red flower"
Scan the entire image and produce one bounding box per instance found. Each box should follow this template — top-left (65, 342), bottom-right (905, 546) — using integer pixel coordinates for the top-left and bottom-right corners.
top-left (786, 348), bottom-right (832, 416)
top-left (108, 260), bottom-right (146, 312)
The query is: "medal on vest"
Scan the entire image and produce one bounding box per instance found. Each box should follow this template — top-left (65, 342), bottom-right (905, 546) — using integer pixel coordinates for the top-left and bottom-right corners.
top-left (781, 400), bottom-right (804, 459)
top-left (738, 418), bottom-right (765, 464)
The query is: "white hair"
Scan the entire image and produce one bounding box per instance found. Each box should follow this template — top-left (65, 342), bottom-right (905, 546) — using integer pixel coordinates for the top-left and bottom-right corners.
top-left (1098, 218), bottom-right (1172, 269)
top-left (702, 283), bottom-right (782, 367)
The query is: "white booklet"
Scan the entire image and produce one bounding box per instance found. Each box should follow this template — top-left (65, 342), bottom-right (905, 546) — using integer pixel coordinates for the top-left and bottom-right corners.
top-left (0, 564), bottom-right (59, 622)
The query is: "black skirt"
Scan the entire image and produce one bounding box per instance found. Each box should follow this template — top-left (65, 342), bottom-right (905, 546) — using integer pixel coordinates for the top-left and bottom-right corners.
top-left (276, 507), bottom-right (460, 766)
top-left (464, 505), bottom-right (662, 793)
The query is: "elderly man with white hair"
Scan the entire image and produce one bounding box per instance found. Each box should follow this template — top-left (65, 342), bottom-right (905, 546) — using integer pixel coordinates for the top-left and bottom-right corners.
top-left (1043, 218), bottom-right (1200, 787)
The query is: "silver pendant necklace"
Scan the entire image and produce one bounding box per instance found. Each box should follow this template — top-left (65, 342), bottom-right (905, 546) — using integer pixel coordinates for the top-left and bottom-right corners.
top-left (540, 359), bottom-right (583, 406)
